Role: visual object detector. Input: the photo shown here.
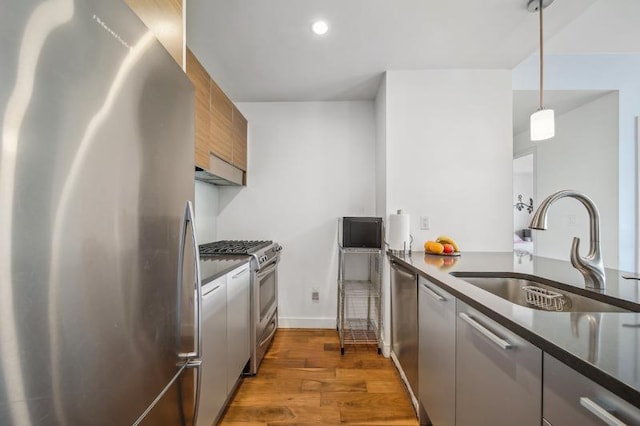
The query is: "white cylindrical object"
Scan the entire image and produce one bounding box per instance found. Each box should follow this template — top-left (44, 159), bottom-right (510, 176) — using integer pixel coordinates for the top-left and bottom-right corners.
top-left (388, 211), bottom-right (411, 251)
top-left (530, 108), bottom-right (555, 141)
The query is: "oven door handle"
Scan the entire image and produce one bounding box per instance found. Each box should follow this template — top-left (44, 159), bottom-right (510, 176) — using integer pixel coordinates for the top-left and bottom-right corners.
top-left (259, 316), bottom-right (278, 348)
top-left (256, 260), bottom-right (278, 279)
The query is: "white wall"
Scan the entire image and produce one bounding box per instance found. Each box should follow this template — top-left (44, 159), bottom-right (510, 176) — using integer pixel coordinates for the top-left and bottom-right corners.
top-left (375, 75), bottom-right (388, 220)
top-left (374, 74), bottom-right (391, 355)
top-left (216, 101), bottom-right (377, 328)
top-left (194, 180), bottom-right (219, 243)
top-left (385, 70), bottom-right (514, 252)
top-left (514, 92), bottom-right (619, 268)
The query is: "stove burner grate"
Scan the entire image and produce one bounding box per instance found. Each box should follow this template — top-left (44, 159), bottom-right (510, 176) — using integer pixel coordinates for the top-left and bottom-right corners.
top-left (199, 240), bottom-right (272, 256)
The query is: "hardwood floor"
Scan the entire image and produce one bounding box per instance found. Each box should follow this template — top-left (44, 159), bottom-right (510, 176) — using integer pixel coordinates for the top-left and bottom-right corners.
top-left (219, 329), bottom-right (419, 425)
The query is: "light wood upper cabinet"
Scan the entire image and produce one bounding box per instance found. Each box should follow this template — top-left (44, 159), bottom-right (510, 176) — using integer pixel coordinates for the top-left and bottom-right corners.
top-left (184, 48), bottom-right (248, 183)
top-left (210, 80), bottom-right (234, 164)
top-left (186, 49), bottom-right (211, 170)
top-left (232, 106), bottom-right (248, 171)
top-left (122, 0), bottom-right (184, 67)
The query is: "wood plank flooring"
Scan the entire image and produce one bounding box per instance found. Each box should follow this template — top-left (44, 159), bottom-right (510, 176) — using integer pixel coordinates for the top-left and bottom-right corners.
top-left (219, 329), bottom-right (419, 425)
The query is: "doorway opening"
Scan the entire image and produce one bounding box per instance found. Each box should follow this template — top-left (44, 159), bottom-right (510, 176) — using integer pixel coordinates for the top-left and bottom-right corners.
top-left (513, 153), bottom-right (535, 255)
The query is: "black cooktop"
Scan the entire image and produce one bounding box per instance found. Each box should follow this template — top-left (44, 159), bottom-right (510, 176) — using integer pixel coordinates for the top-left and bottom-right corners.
top-left (199, 240), bottom-right (272, 256)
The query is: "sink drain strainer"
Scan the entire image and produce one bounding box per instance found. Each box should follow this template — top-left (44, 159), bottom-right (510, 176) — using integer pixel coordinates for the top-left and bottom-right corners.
top-left (522, 286), bottom-right (566, 311)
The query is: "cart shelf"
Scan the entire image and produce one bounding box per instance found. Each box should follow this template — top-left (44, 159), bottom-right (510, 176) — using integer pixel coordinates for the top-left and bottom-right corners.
top-left (337, 246), bottom-right (383, 355)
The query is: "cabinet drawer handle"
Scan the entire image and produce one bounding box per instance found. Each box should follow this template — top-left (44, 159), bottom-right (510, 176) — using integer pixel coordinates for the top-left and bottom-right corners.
top-left (202, 284), bottom-right (221, 297)
top-left (232, 267), bottom-right (249, 279)
top-left (422, 283), bottom-right (446, 302)
top-left (459, 312), bottom-right (512, 350)
top-left (580, 397), bottom-right (627, 426)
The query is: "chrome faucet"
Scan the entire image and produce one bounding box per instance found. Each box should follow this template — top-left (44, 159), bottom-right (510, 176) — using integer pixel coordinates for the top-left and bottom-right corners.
top-left (529, 190), bottom-right (605, 290)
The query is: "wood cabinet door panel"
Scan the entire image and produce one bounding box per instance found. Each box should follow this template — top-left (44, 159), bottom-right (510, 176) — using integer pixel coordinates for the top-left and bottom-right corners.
top-left (186, 49), bottom-right (212, 169)
top-left (123, 0), bottom-right (183, 67)
top-left (232, 106), bottom-right (247, 171)
top-left (210, 111), bottom-right (233, 164)
top-left (210, 80), bottom-right (233, 121)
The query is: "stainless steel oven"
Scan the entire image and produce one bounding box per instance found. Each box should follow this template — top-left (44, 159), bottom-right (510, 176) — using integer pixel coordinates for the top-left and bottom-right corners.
top-left (253, 256), bottom-right (278, 373)
top-left (199, 240), bottom-right (282, 375)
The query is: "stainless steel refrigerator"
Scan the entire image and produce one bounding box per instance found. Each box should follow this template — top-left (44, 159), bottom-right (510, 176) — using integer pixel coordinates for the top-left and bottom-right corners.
top-left (0, 1), bottom-right (202, 424)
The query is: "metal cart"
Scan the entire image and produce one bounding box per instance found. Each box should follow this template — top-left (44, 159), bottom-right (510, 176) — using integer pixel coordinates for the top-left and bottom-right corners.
top-left (337, 246), bottom-right (383, 355)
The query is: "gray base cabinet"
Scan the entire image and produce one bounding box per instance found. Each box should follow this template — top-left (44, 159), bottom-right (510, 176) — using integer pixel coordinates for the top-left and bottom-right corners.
top-left (418, 277), bottom-right (456, 426)
top-left (198, 277), bottom-right (227, 426)
top-left (197, 262), bottom-right (252, 426)
top-left (544, 353), bottom-right (640, 426)
top-left (226, 264), bottom-right (251, 392)
top-left (455, 301), bottom-right (542, 426)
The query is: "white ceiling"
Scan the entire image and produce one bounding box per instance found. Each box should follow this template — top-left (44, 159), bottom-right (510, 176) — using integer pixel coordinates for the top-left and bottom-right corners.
top-left (186, 0), bottom-right (639, 102)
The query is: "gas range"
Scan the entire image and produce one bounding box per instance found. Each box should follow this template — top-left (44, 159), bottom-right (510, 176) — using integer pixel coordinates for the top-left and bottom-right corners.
top-left (199, 240), bottom-right (271, 255)
top-left (198, 239), bottom-right (282, 375)
top-left (199, 240), bottom-right (282, 270)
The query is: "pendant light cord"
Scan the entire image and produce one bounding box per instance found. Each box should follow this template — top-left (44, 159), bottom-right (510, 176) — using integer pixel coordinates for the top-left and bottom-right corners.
top-left (539, 0), bottom-right (544, 110)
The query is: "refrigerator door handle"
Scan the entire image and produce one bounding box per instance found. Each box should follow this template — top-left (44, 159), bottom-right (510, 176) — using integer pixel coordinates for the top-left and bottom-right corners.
top-left (178, 200), bottom-right (203, 360)
top-left (176, 201), bottom-right (202, 426)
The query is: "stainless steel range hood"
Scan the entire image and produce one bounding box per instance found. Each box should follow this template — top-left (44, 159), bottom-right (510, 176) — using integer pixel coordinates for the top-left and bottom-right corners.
top-left (195, 155), bottom-right (245, 186)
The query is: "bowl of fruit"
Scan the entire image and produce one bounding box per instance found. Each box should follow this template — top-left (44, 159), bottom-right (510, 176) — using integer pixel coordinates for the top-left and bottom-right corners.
top-left (424, 235), bottom-right (460, 256)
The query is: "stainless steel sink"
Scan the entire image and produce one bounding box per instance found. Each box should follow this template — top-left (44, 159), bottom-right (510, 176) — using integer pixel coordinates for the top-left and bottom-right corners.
top-left (454, 275), bottom-right (630, 313)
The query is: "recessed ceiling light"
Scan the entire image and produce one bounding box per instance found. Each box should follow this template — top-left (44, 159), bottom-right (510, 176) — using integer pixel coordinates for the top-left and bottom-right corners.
top-left (312, 20), bottom-right (329, 35)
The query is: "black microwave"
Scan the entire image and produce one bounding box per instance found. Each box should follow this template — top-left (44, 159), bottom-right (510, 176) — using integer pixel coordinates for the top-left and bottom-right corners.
top-left (339, 217), bottom-right (383, 249)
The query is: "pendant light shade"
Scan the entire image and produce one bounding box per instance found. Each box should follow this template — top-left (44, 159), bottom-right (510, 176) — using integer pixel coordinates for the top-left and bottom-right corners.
top-left (529, 0), bottom-right (555, 141)
top-left (530, 109), bottom-right (555, 141)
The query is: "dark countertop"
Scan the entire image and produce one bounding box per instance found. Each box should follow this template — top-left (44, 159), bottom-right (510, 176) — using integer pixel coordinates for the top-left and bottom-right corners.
top-left (389, 251), bottom-right (640, 407)
top-left (199, 255), bottom-right (251, 286)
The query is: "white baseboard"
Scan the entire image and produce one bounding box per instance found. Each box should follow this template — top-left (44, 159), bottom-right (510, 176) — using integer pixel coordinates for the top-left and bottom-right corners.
top-left (278, 317), bottom-right (337, 329)
top-left (381, 338), bottom-right (391, 358)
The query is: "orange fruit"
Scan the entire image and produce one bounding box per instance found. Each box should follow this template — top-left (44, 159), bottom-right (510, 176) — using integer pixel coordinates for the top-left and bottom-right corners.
top-left (426, 241), bottom-right (445, 254)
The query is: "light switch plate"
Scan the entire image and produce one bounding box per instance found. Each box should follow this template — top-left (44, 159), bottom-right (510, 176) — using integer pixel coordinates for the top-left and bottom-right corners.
top-left (420, 216), bottom-right (430, 230)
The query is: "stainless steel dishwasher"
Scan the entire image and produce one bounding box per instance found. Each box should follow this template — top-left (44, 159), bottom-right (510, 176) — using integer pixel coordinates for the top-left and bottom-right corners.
top-left (390, 259), bottom-right (419, 398)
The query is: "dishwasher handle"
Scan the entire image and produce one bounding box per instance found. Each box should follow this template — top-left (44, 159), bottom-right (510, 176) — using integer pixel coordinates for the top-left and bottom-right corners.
top-left (421, 282), bottom-right (447, 302)
top-left (579, 397), bottom-right (627, 426)
top-left (459, 312), bottom-right (513, 350)
top-left (391, 260), bottom-right (416, 278)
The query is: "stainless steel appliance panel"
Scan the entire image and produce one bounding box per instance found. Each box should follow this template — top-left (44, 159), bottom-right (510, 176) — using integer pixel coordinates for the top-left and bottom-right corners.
top-left (418, 277), bottom-right (456, 426)
top-left (456, 301), bottom-right (542, 426)
top-left (251, 256), bottom-right (279, 375)
top-left (543, 353), bottom-right (640, 426)
top-left (255, 309), bottom-right (278, 371)
top-left (0, 1), bottom-right (195, 424)
top-left (258, 259), bottom-right (278, 322)
top-left (390, 260), bottom-right (419, 395)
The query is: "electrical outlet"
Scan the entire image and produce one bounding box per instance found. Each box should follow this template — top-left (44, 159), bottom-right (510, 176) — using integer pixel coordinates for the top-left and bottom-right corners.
top-left (420, 216), bottom-right (430, 230)
top-left (312, 288), bottom-right (320, 303)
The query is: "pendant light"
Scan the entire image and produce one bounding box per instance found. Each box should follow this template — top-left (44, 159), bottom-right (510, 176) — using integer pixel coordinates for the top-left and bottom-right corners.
top-left (529, 0), bottom-right (555, 141)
